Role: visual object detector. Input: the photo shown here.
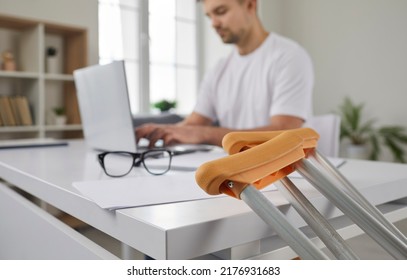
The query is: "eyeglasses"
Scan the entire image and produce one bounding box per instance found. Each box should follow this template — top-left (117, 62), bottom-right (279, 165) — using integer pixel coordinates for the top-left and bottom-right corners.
top-left (97, 149), bottom-right (173, 177)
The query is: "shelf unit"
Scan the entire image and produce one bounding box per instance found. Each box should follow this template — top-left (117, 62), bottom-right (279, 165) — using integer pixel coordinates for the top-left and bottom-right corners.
top-left (0, 14), bottom-right (87, 139)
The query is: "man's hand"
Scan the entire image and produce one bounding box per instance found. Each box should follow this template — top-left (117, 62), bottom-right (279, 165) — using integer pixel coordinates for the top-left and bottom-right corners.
top-left (135, 113), bottom-right (304, 148)
top-left (135, 123), bottom-right (213, 148)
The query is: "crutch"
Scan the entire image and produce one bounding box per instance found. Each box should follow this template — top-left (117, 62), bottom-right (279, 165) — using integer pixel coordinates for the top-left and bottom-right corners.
top-left (195, 128), bottom-right (407, 259)
top-left (223, 129), bottom-right (407, 247)
top-left (223, 128), bottom-right (407, 257)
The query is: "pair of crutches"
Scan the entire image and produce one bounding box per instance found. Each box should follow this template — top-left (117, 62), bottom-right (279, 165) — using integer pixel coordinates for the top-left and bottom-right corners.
top-left (195, 128), bottom-right (407, 259)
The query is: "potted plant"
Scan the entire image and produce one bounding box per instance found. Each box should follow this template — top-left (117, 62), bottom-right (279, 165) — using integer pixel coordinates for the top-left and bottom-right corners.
top-left (152, 99), bottom-right (177, 113)
top-left (46, 46), bottom-right (58, 73)
top-left (53, 106), bottom-right (67, 125)
top-left (338, 97), bottom-right (407, 162)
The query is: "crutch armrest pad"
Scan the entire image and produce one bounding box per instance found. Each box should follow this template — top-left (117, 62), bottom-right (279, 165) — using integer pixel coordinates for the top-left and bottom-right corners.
top-left (195, 133), bottom-right (305, 198)
top-left (222, 128), bottom-right (320, 155)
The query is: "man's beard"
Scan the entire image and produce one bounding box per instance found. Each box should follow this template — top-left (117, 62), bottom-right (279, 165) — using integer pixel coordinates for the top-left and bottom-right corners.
top-left (217, 28), bottom-right (240, 44)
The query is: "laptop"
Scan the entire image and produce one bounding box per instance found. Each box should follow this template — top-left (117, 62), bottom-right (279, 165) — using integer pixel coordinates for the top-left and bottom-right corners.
top-left (74, 61), bottom-right (213, 154)
top-left (74, 61), bottom-right (140, 152)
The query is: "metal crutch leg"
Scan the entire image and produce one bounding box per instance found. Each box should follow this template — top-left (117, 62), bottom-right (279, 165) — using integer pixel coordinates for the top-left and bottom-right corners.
top-left (275, 177), bottom-right (359, 259)
top-left (309, 149), bottom-right (407, 245)
top-left (239, 184), bottom-right (329, 260)
top-left (296, 159), bottom-right (407, 259)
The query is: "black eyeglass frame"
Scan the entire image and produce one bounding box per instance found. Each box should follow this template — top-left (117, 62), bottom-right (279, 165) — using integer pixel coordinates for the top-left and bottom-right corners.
top-left (97, 149), bottom-right (173, 177)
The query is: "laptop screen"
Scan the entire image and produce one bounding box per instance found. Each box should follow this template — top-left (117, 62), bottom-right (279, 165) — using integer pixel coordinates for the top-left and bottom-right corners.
top-left (74, 61), bottom-right (138, 152)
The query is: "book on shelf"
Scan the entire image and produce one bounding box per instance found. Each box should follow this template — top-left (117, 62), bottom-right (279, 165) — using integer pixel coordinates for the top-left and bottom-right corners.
top-left (0, 96), bottom-right (16, 126)
top-left (9, 97), bottom-right (22, 125)
top-left (0, 95), bottom-right (33, 127)
top-left (16, 96), bottom-right (33, 126)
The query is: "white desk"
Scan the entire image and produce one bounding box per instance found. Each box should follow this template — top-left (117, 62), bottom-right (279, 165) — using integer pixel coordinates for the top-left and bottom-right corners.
top-left (0, 140), bottom-right (407, 259)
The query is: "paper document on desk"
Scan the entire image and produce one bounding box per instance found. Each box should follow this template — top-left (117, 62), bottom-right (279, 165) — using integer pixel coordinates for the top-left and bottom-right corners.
top-left (73, 172), bottom-right (226, 210)
top-left (72, 150), bottom-right (228, 210)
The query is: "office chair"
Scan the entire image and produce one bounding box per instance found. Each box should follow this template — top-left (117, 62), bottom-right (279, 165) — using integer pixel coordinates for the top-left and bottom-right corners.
top-left (303, 114), bottom-right (341, 157)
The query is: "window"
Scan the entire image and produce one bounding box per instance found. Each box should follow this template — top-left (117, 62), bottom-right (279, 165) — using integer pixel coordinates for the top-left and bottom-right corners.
top-left (98, 0), bottom-right (198, 115)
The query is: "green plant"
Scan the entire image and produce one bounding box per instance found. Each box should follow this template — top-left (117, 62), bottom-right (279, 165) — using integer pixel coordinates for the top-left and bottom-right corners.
top-left (152, 99), bottom-right (177, 112)
top-left (338, 97), bottom-right (407, 162)
top-left (46, 46), bottom-right (57, 57)
top-left (53, 107), bottom-right (65, 116)
top-left (339, 97), bottom-right (374, 145)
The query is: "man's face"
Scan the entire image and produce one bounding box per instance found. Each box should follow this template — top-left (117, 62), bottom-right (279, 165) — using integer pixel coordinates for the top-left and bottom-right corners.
top-left (203, 0), bottom-right (252, 44)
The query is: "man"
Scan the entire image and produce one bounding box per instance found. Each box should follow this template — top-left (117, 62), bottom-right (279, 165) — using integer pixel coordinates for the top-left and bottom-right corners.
top-left (136, 0), bottom-right (313, 147)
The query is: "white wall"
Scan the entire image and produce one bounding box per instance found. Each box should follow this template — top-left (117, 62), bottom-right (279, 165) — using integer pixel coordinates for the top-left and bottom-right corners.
top-left (262, 0), bottom-right (407, 129)
top-left (258, 0), bottom-right (283, 34)
top-left (0, 0), bottom-right (99, 65)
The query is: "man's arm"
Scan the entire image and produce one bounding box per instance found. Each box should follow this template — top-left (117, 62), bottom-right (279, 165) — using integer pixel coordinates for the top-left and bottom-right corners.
top-left (177, 112), bottom-right (213, 126)
top-left (135, 112), bottom-right (212, 147)
top-left (135, 113), bottom-right (303, 147)
top-left (199, 114), bottom-right (304, 146)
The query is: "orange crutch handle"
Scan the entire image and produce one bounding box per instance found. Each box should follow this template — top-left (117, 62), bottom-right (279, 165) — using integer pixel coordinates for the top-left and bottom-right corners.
top-left (196, 132), bottom-right (304, 198)
top-left (222, 127), bottom-right (319, 155)
top-left (195, 128), bottom-right (320, 199)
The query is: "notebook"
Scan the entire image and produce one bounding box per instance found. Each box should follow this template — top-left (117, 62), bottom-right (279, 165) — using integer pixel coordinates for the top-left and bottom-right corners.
top-left (74, 61), bottom-right (213, 154)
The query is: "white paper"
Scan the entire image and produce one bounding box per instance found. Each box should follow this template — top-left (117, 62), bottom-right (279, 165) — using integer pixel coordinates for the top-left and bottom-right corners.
top-left (73, 172), bottom-right (224, 210)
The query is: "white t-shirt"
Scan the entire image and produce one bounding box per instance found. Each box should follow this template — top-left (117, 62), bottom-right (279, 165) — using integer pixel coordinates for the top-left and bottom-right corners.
top-left (194, 33), bottom-right (314, 129)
